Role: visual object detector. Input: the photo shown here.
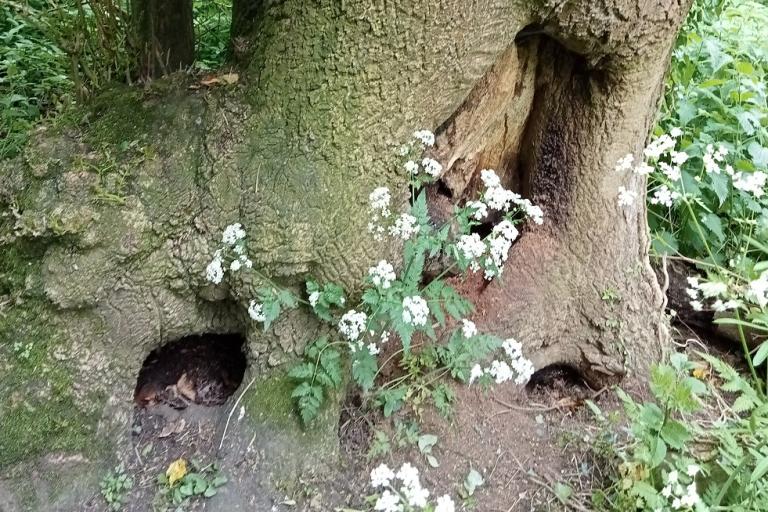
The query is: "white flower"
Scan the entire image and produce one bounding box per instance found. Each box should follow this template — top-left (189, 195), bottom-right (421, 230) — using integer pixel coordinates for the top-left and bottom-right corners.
top-left (615, 153), bottom-right (634, 172)
top-left (395, 463), bottom-right (420, 490)
top-left (389, 213), bottom-right (420, 240)
top-left (368, 260), bottom-right (397, 289)
top-left (671, 151), bottom-right (689, 165)
top-left (374, 490), bottom-right (402, 512)
top-left (520, 200), bottom-right (544, 224)
top-left (339, 310), bottom-right (367, 341)
top-left (659, 161), bottom-right (682, 181)
top-left (434, 495), bottom-right (455, 512)
top-left (650, 185), bottom-right (681, 207)
top-left (369, 187), bottom-right (392, 217)
top-left (404, 160), bottom-right (419, 175)
top-left (634, 162), bottom-right (654, 175)
top-left (468, 364), bottom-right (484, 384)
top-left (667, 470), bottom-right (679, 484)
top-left (662, 485), bottom-right (673, 498)
top-left (466, 200), bottom-right (488, 220)
top-left (371, 464), bottom-right (394, 488)
top-left (690, 300), bottom-right (703, 311)
top-left (745, 271), bottom-right (768, 307)
top-left (461, 319), bottom-right (478, 338)
top-left (503, 338), bottom-right (523, 358)
top-left (248, 300), bottom-right (266, 322)
top-left (380, 331), bottom-right (390, 344)
top-left (230, 259), bottom-right (242, 272)
top-left (402, 296), bottom-right (429, 326)
top-left (206, 255), bottom-right (224, 284)
top-left (670, 127), bottom-right (683, 138)
top-left (488, 235), bottom-right (512, 272)
top-left (308, 291), bottom-right (321, 307)
top-left (480, 169), bottom-right (501, 188)
top-left (644, 134), bottom-right (676, 160)
top-left (413, 129), bottom-right (435, 147)
top-left (484, 186), bottom-right (518, 211)
top-left (422, 157), bottom-right (443, 177)
top-left (687, 276), bottom-right (700, 288)
top-left (457, 233), bottom-right (486, 263)
top-left (617, 186), bottom-right (637, 207)
top-left (511, 356), bottom-right (535, 384)
top-left (686, 464), bottom-right (700, 477)
top-left (402, 485), bottom-right (429, 508)
top-left (733, 170), bottom-right (767, 198)
top-left (488, 360), bottom-right (514, 383)
top-left (698, 281), bottom-right (727, 298)
top-left (367, 343), bottom-right (380, 355)
top-left (222, 223), bottom-right (246, 245)
top-left (493, 220), bottom-right (519, 241)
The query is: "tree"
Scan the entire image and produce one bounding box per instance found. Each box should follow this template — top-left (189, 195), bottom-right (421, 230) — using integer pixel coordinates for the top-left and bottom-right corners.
top-left (0, 1), bottom-right (692, 509)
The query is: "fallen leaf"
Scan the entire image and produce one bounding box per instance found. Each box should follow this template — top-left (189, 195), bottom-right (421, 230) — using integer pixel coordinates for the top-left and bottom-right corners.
top-left (166, 458), bottom-right (187, 486)
top-left (200, 76), bottom-right (220, 86)
top-left (219, 72), bottom-right (239, 84)
top-left (692, 365), bottom-right (710, 380)
top-left (177, 373), bottom-right (196, 401)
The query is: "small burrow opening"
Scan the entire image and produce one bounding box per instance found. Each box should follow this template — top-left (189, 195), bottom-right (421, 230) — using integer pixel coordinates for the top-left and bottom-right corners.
top-left (134, 333), bottom-right (247, 409)
top-left (525, 364), bottom-right (593, 401)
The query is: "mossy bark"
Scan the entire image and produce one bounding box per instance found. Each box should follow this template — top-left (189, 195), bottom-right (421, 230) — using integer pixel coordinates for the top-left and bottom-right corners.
top-left (0, 1), bottom-right (692, 509)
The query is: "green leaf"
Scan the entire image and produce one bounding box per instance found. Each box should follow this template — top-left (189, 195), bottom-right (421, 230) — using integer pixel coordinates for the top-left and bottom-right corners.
top-left (753, 342), bottom-right (768, 366)
top-left (700, 212), bottom-right (725, 243)
top-left (660, 419), bottom-right (691, 449)
top-left (750, 455), bottom-right (768, 483)
top-left (650, 438), bottom-right (667, 468)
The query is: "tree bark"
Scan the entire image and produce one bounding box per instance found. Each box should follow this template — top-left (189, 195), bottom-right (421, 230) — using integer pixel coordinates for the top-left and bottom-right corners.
top-left (0, 0), bottom-right (692, 508)
top-left (132, 0), bottom-right (195, 77)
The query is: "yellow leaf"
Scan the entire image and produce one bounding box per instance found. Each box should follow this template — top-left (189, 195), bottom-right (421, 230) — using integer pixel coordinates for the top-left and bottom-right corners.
top-left (692, 366), bottom-right (709, 380)
top-left (166, 458), bottom-right (187, 486)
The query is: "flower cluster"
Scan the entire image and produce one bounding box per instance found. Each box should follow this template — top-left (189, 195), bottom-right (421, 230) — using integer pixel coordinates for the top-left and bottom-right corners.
top-left (370, 463), bottom-right (455, 512)
top-left (483, 220), bottom-right (519, 279)
top-left (390, 213), bottom-right (420, 240)
top-left (369, 260), bottom-right (397, 289)
top-left (339, 310), bottom-right (368, 342)
top-left (402, 296), bottom-right (429, 327)
top-left (686, 276), bottom-right (741, 312)
top-left (469, 338), bottom-right (534, 385)
top-left (206, 223), bottom-right (254, 284)
top-left (368, 187), bottom-right (393, 240)
top-left (461, 319), bottom-right (477, 338)
top-left (660, 466), bottom-right (705, 511)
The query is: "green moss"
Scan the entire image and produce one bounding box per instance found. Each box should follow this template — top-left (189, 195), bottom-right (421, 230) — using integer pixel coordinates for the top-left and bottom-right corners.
top-left (242, 373), bottom-right (339, 444)
top-left (0, 304), bottom-right (100, 469)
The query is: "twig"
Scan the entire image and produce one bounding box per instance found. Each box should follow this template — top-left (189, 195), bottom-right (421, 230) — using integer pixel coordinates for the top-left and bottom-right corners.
top-left (218, 374), bottom-right (258, 451)
top-left (491, 387), bottom-right (607, 416)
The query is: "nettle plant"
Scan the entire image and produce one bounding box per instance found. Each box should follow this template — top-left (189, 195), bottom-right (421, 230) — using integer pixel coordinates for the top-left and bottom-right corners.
top-left (589, 353), bottom-right (768, 511)
top-left (615, 130), bottom-right (768, 392)
top-left (205, 130), bottom-right (538, 424)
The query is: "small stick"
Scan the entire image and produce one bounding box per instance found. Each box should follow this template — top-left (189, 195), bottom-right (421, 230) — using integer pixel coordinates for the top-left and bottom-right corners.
top-left (219, 374), bottom-right (258, 451)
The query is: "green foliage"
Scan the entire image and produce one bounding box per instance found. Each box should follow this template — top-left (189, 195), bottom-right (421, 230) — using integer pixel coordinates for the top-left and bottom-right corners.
top-left (193, 0), bottom-right (231, 70)
top-left (587, 353), bottom-right (768, 510)
top-left (649, 0), bottom-right (768, 265)
top-left (0, 1), bottom-right (71, 159)
top-left (288, 337), bottom-right (343, 424)
top-left (155, 461), bottom-right (227, 510)
top-left (100, 465), bottom-right (133, 511)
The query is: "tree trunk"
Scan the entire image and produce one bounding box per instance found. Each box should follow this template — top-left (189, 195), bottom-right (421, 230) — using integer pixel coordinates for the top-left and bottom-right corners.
top-left (132, 0), bottom-right (195, 77)
top-left (0, 1), bottom-right (691, 509)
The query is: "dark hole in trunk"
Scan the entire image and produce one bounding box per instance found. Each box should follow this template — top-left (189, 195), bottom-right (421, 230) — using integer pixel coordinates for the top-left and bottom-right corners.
top-left (525, 363), bottom-right (590, 398)
top-left (134, 333), bottom-right (247, 409)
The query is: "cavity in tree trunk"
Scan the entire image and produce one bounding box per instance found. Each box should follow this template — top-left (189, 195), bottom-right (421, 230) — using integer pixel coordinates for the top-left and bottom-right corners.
top-left (0, 1), bottom-right (692, 509)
